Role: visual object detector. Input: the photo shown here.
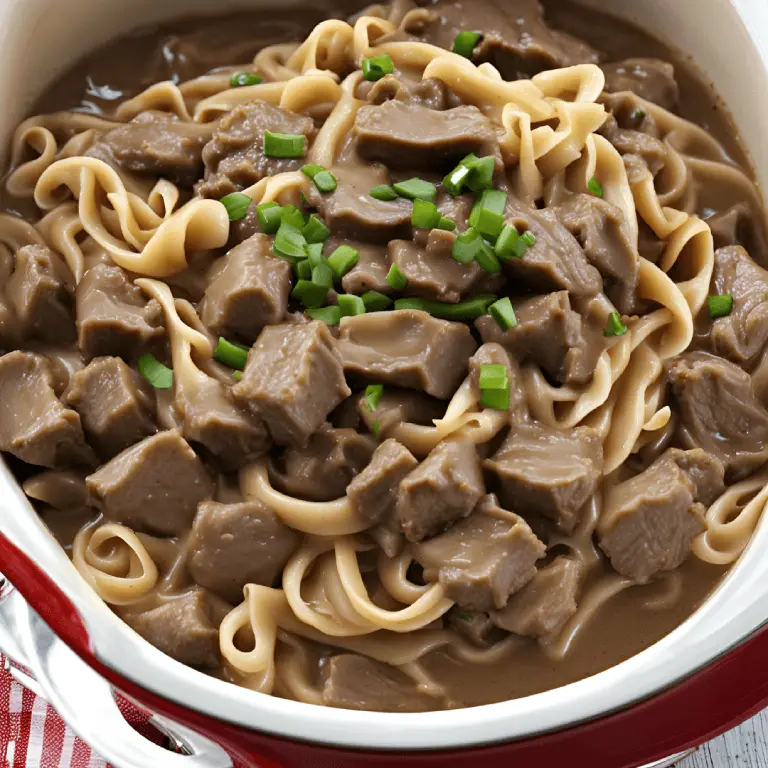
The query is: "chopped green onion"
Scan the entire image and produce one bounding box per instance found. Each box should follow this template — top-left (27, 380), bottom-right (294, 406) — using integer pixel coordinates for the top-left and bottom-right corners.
top-left (489, 297), bottom-right (517, 331)
top-left (362, 290), bottom-right (393, 312)
top-left (280, 205), bottom-right (305, 229)
top-left (452, 30), bottom-right (482, 58)
top-left (707, 294), bottom-right (734, 319)
top-left (230, 71), bottom-right (262, 87)
top-left (464, 155), bottom-right (495, 192)
top-left (301, 164), bottom-right (324, 179)
top-left (478, 363), bottom-right (508, 390)
top-left (471, 207), bottom-right (505, 240)
top-left (480, 387), bottom-right (510, 411)
top-left (311, 262), bottom-right (334, 289)
top-left (412, 199), bottom-right (441, 229)
top-left (476, 238), bottom-right (502, 274)
top-left (214, 337), bottom-right (250, 371)
top-left (303, 214), bottom-right (330, 244)
top-left (386, 263), bottom-right (408, 290)
top-left (495, 225), bottom-right (524, 260)
top-left (313, 171), bottom-right (337, 193)
top-left (365, 383), bottom-right (384, 412)
top-left (631, 107), bottom-right (645, 121)
top-left (437, 217), bottom-right (457, 231)
top-left (291, 279), bottom-right (328, 309)
top-left (138, 353), bottom-right (173, 389)
top-left (362, 54), bottom-right (395, 81)
top-left (394, 295), bottom-right (497, 321)
top-left (338, 293), bottom-right (366, 317)
top-left (220, 192), bottom-right (252, 221)
top-left (263, 131), bottom-right (306, 159)
top-left (393, 177), bottom-right (437, 202)
top-left (372, 420), bottom-right (381, 440)
top-left (469, 189), bottom-right (507, 232)
top-left (604, 311), bottom-right (628, 337)
top-left (452, 228), bottom-right (482, 264)
top-left (257, 201), bottom-right (283, 233)
top-left (455, 611), bottom-right (474, 621)
top-left (307, 243), bottom-right (325, 267)
top-left (307, 305), bottom-right (341, 325)
top-left (327, 245), bottom-right (360, 281)
top-left (587, 177), bottom-right (604, 197)
top-left (273, 222), bottom-right (307, 261)
top-left (443, 163), bottom-right (472, 197)
top-left (370, 184), bottom-right (398, 201)
top-left (521, 230), bottom-right (536, 247)
top-left (233, 371), bottom-right (243, 381)
top-left (294, 259), bottom-right (312, 280)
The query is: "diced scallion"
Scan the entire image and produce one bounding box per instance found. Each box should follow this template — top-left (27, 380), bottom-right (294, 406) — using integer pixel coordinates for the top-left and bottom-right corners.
top-left (495, 225), bottom-right (525, 260)
top-left (214, 337), bottom-right (250, 371)
top-left (707, 294), bottom-right (734, 319)
top-left (307, 243), bottom-right (325, 267)
top-left (464, 155), bottom-right (495, 192)
top-left (362, 54), bottom-right (395, 82)
top-left (365, 383), bottom-right (384, 412)
top-left (452, 30), bottom-right (482, 58)
top-left (327, 245), bottom-right (360, 280)
top-left (480, 387), bottom-right (510, 411)
top-left (521, 230), bottom-right (536, 247)
top-left (587, 176), bottom-right (604, 197)
top-left (291, 279), bottom-right (328, 309)
top-left (489, 297), bottom-right (517, 331)
top-left (469, 189), bottom-right (507, 232)
top-left (138, 353), bottom-right (173, 389)
top-left (370, 184), bottom-right (398, 201)
top-left (307, 305), bottom-right (341, 325)
top-left (386, 264), bottom-right (408, 290)
top-left (233, 371), bottom-right (243, 381)
top-left (303, 214), bottom-right (330, 244)
top-left (257, 201), bottom-right (283, 233)
top-left (393, 177), bottom-right (437, 202)
top-left (338, 293), bottom-right (366, 317)
top-left (394, 295), bottom-right (497, 321)
top-left (263, 131), bottom-right (306, 158)
top-left (294, 259), bottom-right (312, 280)
top-left (437, 217), bottom-right (457, 231)
top-left (362, 290), bottom-right (393, 312)
top-left (412, 199), bottom-right (441, 229)
top-left (280, 205), bottom-right (305, 229)
top-left (443, 164), bottom-right (472, 197)
top-left (604, 311), bottom-right (628, 337)
top-left (273, 222), bottom-right (308, 261)
top-left (475, 238), bottom-right (501, 273)
top-left (372, 420), bottom-right (381, 439)
top-left (452, 228), bottom-right (482, 264)
top-left (220, 192), bottom-right (252, 221)
top-left (230, 71), bottom-right (262, 87)
top-left (478, 363), bottom-right (510, 411)
top-left (301, 163), bottom-right (336, 192)
top-left (311, 262), bottom-right (334, 289)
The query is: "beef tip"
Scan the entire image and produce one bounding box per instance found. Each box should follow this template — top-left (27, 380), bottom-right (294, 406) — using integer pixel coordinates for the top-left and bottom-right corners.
top-left (667, 351), bottom-right (768, 479)
top-left (369, 522), bottom-right (405, 558)
top-left (199, 101), bottom-right (315, 199)
top-left (339, 241), bottom-right (391, 295)
top-left (336, 310), bottom-right (477, 400)
top-left (436, 190), bottom-right (474, 233)
top-left (0, 351), bottom-right (95, 468)
top-left (86, 429), bottom-right (214, 536)
top-left (708, 246), bottom-right (768, 364)
top-left (599, 100), bottom-right (667, 176)
top-left (322, 654), bottom-right (437, 712)
top-left (355, 101), bottom-right (497, 172)
top-left (227, 204), bottom-right (261, 247)
top-left (413, 494), bottom-right (545, 611)
top-left (360, 74), bottom-right (454, 111)
top-left (93, 111), bottom-right (211, 186)
top-left (485, 419), bottom-right (602, 533)
top-left (64, 356), bottom-right (156, 460)
top-left (8, 245), bottom-right (75, 344)
top-left (269, 423), bottom-right (376, 502)
top-left (468, 343), bottom-right (524, 413)
top-left (476, 292), bottom-right (602, 386)
top-left (706, 203), bottom-right (768, 258)
top-left (126, 589), bottom-right (220, 669)
top-left (233, 321), bottom-right (350, 448)
top-left (491, 557), bottom-right (582, 638)
top-left (555, 193), bottom-right (641, 314)
top-left (397, 439), bottom-right (484, 542)
top-left (200, 233), bottom-right (292, 344)
top-left (602, 58), bottom-right (679, 111)
top-left (356, 387), bottom-right (445, 438)
top-left (187, 500), bottom-right (299, 604)
top-left (76, 264), bottom-right (164, 361)
top-left (347, 438), bottom-right (418, 525)
top-left (446, 608), bottom-right (495, 647)
top-left (598, 448), bottom-right (723, 583)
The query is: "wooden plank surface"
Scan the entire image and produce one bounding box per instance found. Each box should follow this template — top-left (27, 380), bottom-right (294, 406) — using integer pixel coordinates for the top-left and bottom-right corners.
top-left (679, 710), bottom-right (768, 767)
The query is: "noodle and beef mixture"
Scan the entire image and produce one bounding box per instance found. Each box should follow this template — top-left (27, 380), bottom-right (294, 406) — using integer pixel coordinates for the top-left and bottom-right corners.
top-left (1, 0), bottom-right (767, 710)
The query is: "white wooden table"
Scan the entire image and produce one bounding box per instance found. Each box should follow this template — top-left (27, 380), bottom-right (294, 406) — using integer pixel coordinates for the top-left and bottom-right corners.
top-left (679, 711), bottom-right (768, 767)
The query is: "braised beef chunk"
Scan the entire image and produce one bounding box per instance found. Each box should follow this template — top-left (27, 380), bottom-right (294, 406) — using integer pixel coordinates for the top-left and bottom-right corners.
top-left (598, 106), bottom-right (667, 178)
top-left (708, 246), bottom-right (768, 364)
top-left (361, 74), bottom-right (454, 111)
top-left (356, 387), bottom-right (445, 438)
top-left (95, 111), bottom-right (211, 186)
top-left (355, 101), bottom-right (497, 171)
top-left (446, 608), bottom-right (495, 647)
top-left (476, 292), bottom-right (602, 386)
top-left (598, 449), bottom-right (723, 583)
top-left (127, 590), bottom-right (220, 669)
top-left (8, 245), bottom-right (75, 344)
top-left (322, 655), bottom-right (437, 713)
top-left (485, 420), bottom-right (602, 533)
top-left (414, 494), bottom-right (545, 611)
top-left (86, 430), bottom-right (214, 536)
top-left (0, 351), bottom-right (95, 468)
top-left (397, 439), bottom-right (484, 542)
top-left (270, 424), bottom-right (376, 501)
top-left (199, 101), bottom-right (315, 199)
top-left (188, 500), bottom-right (299, 603)
top-left (76, 264), bottom-right (164, 361)
top-left (347, 438), bottom-right (418, 524)
top-left (64, 356), bottom-right (156, 459)
top-left (602, 58), bottom-right (679, 111)
top-left (200, 234), bottom-right (292, 343)
top-left (468, 343), bottom-right (524, 413)
top-left (339, 241), bottom-right (391, 295)
top-left (491, 557), bottom-right (582, 638)
top-left (706, 203), bottom-right (768, 258)
top-left (667, 351), bottom-right (768, 479)
top-left (336, 310), bottom-right (477, 400)
top-left (233, 321), bottom-right (350, 448)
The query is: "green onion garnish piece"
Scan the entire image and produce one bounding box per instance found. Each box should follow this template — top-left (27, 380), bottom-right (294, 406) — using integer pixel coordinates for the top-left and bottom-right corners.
top-left (370, 184), bottom-right (398, 201)
top-left (361, 290), bottom-right (393, 312)
top-left (280, 205), bottom-right (305, 229)
top-left (257, 201), bottom-right (283, 234)
top-left (480, 387), bottom-right (510, 411)
top-left (273, 222), bottom-right (308, 261)
top-left (452, 30), bottom-right (482, 58)
top-left (214, 337), bottom-right (250, 371)
top-left (412, 199), bottom-right (441, 229)
top-left (220, 192), bottom-right (252, 221)
top-left (437, 217), bottom-right (457, 231)
top-left (338, 293), bottom-right (366, 317)
top-left (233, 371), bottom-right (243, 381)
top-left (521, 230), bottom-right (536, 247)
top-left (314, 170), bottom-right (337, 193)
top-left (372, 419), bottom-right (381, 440)
top-left (327, 245), bottom-right (360, 280)
top-left (303, 214), bottom-right (330, 244)
top-left (307, 243), bottom-right (325, 267)
top-left (604, 311), bottom-right (628, 337)
top-left (631, 107), bottom-right (645, 121)
top-left (587, 177), bottom-right (604, 197)
top-left (707, 294), bottom-right (734, 319)
top-left (263, 131), bottom-right (306, 159)
top-left (495, 225), bottom-right (524, 260)
top-left (365, 383), bottom-right (384, 411)
top-left (301, 164), bottom-right (324, 179)
top-left (393, 177), bottom-right (438, 202)
top-left (443, 164), bottom-right (472, 197)
top-left (294, 259), bottom-right (312, 280)
top-left (476, 238), bottom-right (502, 273)
top-left (452, 228), bottom-right (482, 264)
top-left (291, 279), bottom-right (328, 309)
top-left (230, 72), bottom-right (262, 87)
top-left (386, 263), bottom-right (408, 290)
top-left (138, 353), bottom-right (173, 390)
top-left (312, 262), bottom-right (334, 289)
top-left (307, 305), bottom-right (341, 325)
top-left (362, 54), bottom-right (395, 82)
top-left (489, 297), bottom-right (517, 331)
top-left (464, 155), bottom-right (495, 192)
top-left (394, 295), bottom-right (497, 321)
top-left (469, 189), bottom-right (507, 236)
top-left (471, 207), bottom-right (505, 240)
top-left (455, 611), bottom-right (474, 621)
top-left (478, 363), bottom-right (508, 390)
